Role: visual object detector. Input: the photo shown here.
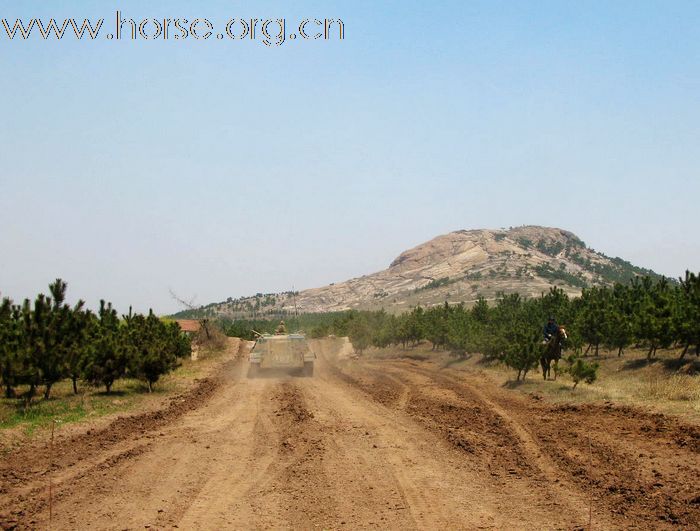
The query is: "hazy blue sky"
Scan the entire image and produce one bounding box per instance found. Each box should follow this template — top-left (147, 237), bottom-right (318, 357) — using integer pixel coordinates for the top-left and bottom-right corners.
top-left (1, 0), bottom-right (698, 313)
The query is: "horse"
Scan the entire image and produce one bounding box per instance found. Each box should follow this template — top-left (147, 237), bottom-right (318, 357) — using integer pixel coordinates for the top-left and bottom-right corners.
top-left (540, 326), bottom-right (567, 380)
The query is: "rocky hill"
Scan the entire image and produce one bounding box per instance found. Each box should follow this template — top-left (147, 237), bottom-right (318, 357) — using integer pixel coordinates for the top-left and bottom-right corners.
top-left (178, 226), bottom-right (663, 318)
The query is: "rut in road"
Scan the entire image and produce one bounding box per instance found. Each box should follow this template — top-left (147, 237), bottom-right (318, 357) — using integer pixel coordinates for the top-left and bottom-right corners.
top-left (336, 356), bottom-right (700, 529)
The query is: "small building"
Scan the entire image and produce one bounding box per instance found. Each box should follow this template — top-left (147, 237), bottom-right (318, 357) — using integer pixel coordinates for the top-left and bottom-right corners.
top-left (174, 319), bottom-right (201, 336)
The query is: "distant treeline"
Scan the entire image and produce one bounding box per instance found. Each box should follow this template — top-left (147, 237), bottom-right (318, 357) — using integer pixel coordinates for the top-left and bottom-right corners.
top-left (0, 280), bottom-right (191, 402)
top-left (226, 272), bottom-right (700, 380)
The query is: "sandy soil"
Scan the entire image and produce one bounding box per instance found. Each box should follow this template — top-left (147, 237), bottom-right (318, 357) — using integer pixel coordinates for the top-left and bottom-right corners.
top-left (1, 338), bottom-right (698, 530)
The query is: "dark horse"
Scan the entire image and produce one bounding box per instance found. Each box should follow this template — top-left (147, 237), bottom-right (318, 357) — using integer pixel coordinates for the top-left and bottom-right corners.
top-left (540, 327), bottom-right (567, 380)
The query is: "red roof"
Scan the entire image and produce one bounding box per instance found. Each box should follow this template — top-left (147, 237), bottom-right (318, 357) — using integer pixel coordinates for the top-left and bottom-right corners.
top-left (175, 319), bottom-right (201, 333)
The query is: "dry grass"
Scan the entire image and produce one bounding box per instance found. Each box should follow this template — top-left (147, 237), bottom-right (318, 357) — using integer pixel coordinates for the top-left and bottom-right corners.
top-left (638, 373), bottom-right (700, 402)
top-left (571, 347), bottom-right (700, 419)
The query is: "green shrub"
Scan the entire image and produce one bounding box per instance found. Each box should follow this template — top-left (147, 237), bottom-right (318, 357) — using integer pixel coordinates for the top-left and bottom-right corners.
top-left (565, 355), bottom-right (599, 389)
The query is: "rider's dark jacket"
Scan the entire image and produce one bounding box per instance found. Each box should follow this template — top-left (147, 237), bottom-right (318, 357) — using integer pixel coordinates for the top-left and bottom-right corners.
top-left (543, 321), bottom-right (559, 340)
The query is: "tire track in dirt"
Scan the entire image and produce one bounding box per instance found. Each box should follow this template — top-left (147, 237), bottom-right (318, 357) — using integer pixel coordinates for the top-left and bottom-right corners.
top-left (332, 359), bottom-right (600, 528)
top-left (406, 363), bottom-right (700, 528)
top-left (173, 379), bottom-right (286, 529)
top-left (527, 401), bottom-right (700, 528)
top-left (355, 358), bottom-right (700, 529)
top-left (303, 369), bottom-right (421, 529)
top-left (0, 362), bottom-right (232, 529)
top-left (266, 382), bottom-right (339, 528)
top-left (306, 360), bottom-right (501, 529)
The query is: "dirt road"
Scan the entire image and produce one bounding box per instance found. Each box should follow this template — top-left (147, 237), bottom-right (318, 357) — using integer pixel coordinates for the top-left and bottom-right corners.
top-left (1, 338), bottom-right (699, 530)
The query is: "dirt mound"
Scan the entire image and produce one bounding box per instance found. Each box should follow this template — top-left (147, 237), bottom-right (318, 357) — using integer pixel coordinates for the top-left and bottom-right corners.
top-left (275, 384), bottom-right (315, 424)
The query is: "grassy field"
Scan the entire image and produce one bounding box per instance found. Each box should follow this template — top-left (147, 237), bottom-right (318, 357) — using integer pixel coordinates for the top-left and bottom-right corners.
top-left (366, 343), bottom-right (700, 422)
top-left (0, 349), bottom-right (227, 446)
top-left (0, 378), bottom-right (142, 435)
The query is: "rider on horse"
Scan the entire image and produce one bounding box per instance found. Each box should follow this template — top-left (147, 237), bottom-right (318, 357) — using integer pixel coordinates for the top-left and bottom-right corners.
top-left (543, 316), bottom-right (559, 343)
top-left (540, 317), bottom-right (566, 380)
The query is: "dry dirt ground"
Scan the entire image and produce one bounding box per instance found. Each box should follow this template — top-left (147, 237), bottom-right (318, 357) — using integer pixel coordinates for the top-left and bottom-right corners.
top-left (1, 338), bottom-right (699, 530)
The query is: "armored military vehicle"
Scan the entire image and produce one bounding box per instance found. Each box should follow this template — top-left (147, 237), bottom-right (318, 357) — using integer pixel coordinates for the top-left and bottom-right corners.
top-left (248, 333), bottom-right (315, 377)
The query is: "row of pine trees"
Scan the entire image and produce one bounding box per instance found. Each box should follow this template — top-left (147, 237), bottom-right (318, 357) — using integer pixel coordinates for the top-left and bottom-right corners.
top-left (0, 279), bottom-right (191, 402)
top-left (332, 271), bottom-right (700, 380)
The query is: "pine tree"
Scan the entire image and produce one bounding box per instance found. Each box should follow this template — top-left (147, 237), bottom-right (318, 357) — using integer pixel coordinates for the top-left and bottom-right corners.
top-left (676, 271), bottom-right (700, 359)
top-left (539, 287), bottom-right (571, 325)
top-left (127, 311), bottom-right (182, 392)
top-left (348, 313), bottom-right (372, 355)
top-left (471, 296), bottom-right (490, 324)
top-left (370, 311), bottom-right (397, 349)
top-left (565, 354), bottom-right (599, 389)
top-left (604, 283), bottom-right (633, 356)
top-left (576, 287), bottom-right (608, 356)
top-left (446, 304), bottom-right (474, 358)
top-left (64, 307), bottom-right (93, 394)
top-left (632, 277), bottom-right (674, 359)
top-left (83, 300), bottom-right (128, 393)
top-left (424, 304), bottom-right (450, 350)
top-left (502, 327), bottom-right (541, 381)
top-left (0, 298), bottom-right (17, 398)
top-left (17, 298), bottom-right (43, 403)
top-left (40, 279), bottom-right (87, 398)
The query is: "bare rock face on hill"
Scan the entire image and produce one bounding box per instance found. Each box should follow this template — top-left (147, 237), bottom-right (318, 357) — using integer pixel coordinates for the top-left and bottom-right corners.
top-left (190, 226), bottom-right (661, 317)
